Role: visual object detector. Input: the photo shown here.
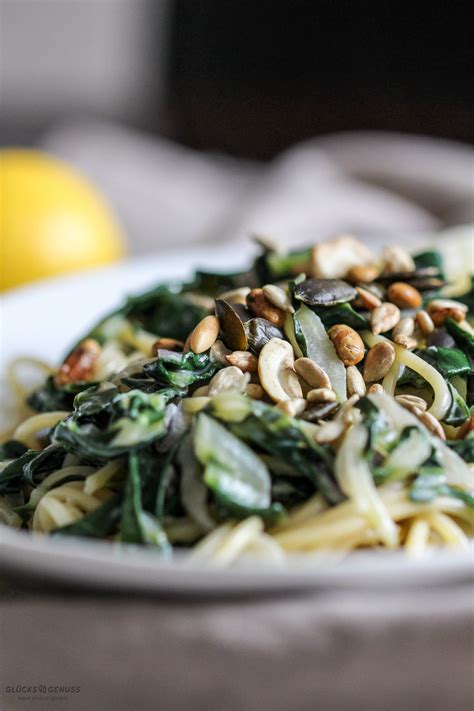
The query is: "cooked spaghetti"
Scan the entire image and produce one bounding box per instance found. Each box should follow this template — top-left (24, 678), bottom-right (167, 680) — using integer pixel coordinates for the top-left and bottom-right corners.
top-left (1, 235), bottom-right (473, 565)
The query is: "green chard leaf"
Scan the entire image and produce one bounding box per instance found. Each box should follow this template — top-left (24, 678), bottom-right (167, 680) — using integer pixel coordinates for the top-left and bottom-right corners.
top-left (442, 382), bottom-right (470, 427)
top-left (416, 346), bottom-right (471, 379)
top-left (445, 318), bottom-right (474, 356)
top-left (120, 448), bottom-right (170, 551)
top-left (0, 444), bottom-right (67, 494)
top-left (0, 440), bottom-right (28, 461)
top-left (194, 413), bottom-right (276, 517)
top-left (143, 350), bottom-right (218, 391)
top-left (54, 386), bottom-right (169, 460)
top-left (413, 250), bottom-right (445, 279)
top-left (28, 376), bottom-right (96, 413)
top-left (446, 433), bottom-right (474, 463)
top-left (53, 494), bottom-right (122, 539)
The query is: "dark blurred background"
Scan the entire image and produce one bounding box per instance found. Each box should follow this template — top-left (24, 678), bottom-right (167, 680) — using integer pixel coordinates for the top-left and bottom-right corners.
top-left (1, 0), bottom-right (472, 156)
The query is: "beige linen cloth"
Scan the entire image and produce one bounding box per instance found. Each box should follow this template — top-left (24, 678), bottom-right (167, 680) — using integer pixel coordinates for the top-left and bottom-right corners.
top-left (1, 124), bottom-right (473, 711)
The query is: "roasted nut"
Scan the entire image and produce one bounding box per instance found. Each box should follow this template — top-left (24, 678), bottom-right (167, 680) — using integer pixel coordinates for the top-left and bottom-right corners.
top-left (215, 299), bottom-right (249, 351)
top-left (345, 264), bottom-right (381, 284)
top-left (395, 394), bottom-right (428, 413)
top-left (245, 318), bottom-right (285, 354)
top-left (386, 282), bottom-right (422, 309)
top-left (192, 385), bottom-right (209, 398)
top-left (368, 383), bottom-right (384, 394)
top-left (226, 350), bottom-right (258, 373)
top-left (427, 299), bottom-right (468, 327)
top-left (301, 401), bottom-right (339, 422)
top-left (219, 287), bottom-right (251, 305)
top-left (370, 302), bottom-right (401, 335)
top-left (382, 245), bottom-right (415, 274)
top-left (393, 317), bottom-right (416, 348)
top-left (314, 419), bottom-right (347, 444)
top-left (306, 387), bottom-right (337, 403)
top-left (247, 289), bottom-right (286, 326)
top-left (355, 286), bottom-right (382, 311)
top-left (417, 410), bottom-right (446, 440)
top-left (54, 339), bottom-right (101, 386)
top-left (183, 396), bottom-right (211, 414)
top-left (262, 284), bottom-right (294, 313)
top-left (152, 337), bottom-right (184, 354)
top-left (277, 398), bottom-right (307, 417)
top-left (415, 310), bottom-right (435, 334)
top-left (294, 278), bottom-right (356, 307)
top-left (246, 383), bottom-right (265, 400)
top-left (334, 393), bottom-right (360, 423)
top-left (258, 338), bottom-right (302, 402)
top-left (208, 366), bottom-right (250, 396)
top-left (311, 235), bottom-right (373, 279)
top-left (209, 339), bottom-right (232, 365)
top-left (393, 317), bottom-right (415, 338)
top-left (363, 341), bottom-right (396, 383)
top-left (346, 365), bottom-right (366, 397)
top-left (393, 334), bottom-right (417, 349)
top-left (328, 324), bottom-right (365, 366)
top-left (294, 357), bottom-right (331, 390)
top-left (190, 315), bottom-right (220, 353)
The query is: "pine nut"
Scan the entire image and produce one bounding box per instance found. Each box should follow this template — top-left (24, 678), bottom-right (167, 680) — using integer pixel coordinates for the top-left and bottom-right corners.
top-left (190, 315), bottom-right (220, 353)
top-left (415, 310), bottom-right (435, 334)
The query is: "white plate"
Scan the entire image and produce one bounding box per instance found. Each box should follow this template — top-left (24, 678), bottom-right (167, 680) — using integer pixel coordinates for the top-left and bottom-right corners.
top-left (1, 240), bottom-right (473, 594)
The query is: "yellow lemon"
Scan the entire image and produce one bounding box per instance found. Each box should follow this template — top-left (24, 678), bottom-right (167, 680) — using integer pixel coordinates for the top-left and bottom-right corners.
top-left (0, 149), bottom-right (125, 291)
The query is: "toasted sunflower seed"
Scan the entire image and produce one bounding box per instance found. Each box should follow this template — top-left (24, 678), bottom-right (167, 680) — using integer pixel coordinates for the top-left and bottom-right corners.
top-left (277, 398), bottom-right (307, 417)
top-left (393, 317), bottom-right (415, 338)
top-left (346, 365), bottom-right (366, 397)
top-left (417, 410), bottom-right (446, 440)
top-left (226, 350), bottom-right (258, 373)
top-left (355, 286), bottom-right (382, 311)
top-left (367, 383), bottom-right (384, 394)
top-left (314, 419), bottom-right (347, 444)
top-left (370, 302), bottom-right (401, 335)
top-left (306, 387), bottom-right (337, 403)
top-left (415, 310), bottom-right (435, 334)
top-left (363, 342), bottom-right (396, 383)
top-left (208, 366), bottom-right (250, 396)
top-left (262, 284), bottom-right (294, 313)
top-left (395, 394), bottom-right (428, 412)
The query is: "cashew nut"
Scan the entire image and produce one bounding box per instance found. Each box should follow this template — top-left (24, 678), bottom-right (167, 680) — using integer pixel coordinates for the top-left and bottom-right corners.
top-left (258, 338), bottom-right (302, 402)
